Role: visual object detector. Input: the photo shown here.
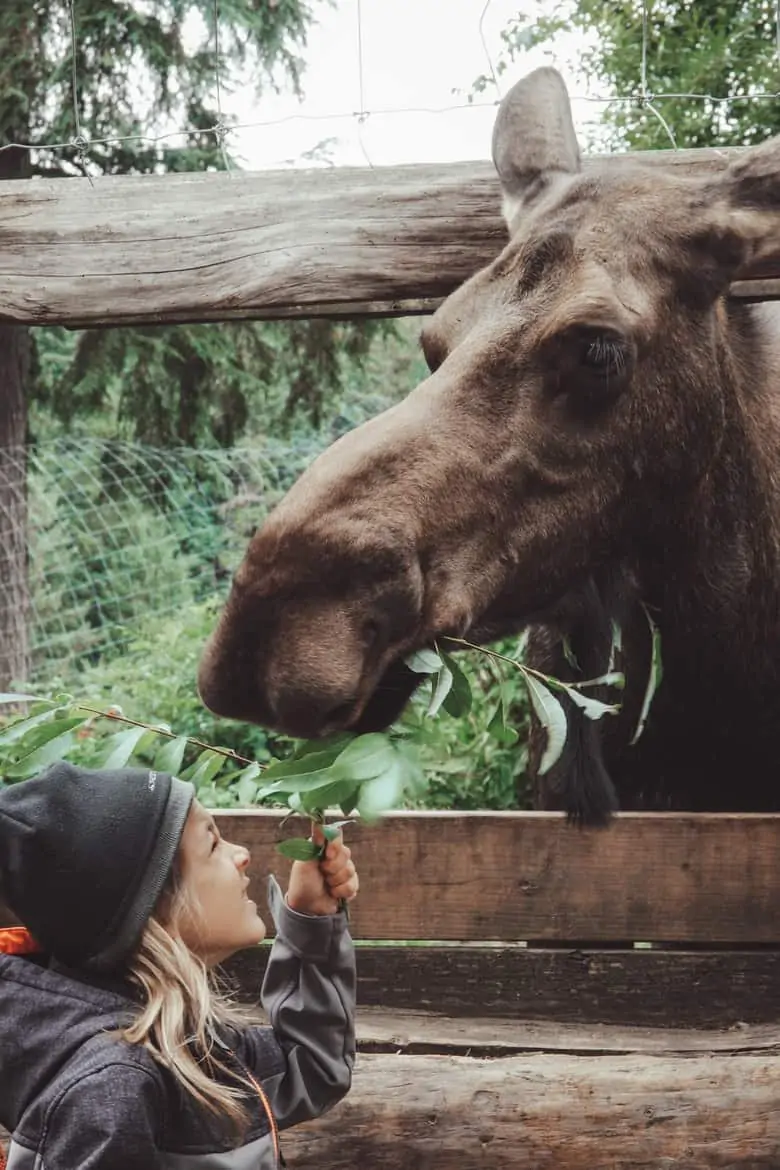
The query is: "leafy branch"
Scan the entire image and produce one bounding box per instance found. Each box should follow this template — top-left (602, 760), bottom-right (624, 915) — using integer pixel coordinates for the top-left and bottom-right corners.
top-left (0, 610), bottom-right (662, 846)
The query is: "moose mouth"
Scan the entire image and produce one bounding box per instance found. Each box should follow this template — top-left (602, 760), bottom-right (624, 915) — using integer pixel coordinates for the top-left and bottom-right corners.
top-left (348, 656), bottom-right (422, 733)
top-left (343, 615), bottom-right (525, 735)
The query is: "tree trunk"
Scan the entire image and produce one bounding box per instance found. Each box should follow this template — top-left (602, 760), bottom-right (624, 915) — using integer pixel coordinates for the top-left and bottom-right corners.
top-left (0, 142), bottom-right (31, 689)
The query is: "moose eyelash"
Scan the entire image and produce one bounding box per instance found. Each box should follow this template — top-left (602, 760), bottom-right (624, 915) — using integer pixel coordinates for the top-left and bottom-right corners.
top-left (584, 336), bottom-right (627, 375)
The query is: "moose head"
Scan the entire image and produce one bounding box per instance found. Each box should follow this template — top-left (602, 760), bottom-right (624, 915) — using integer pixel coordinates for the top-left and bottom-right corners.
top-left (199, 68), bottom-right (780, 810)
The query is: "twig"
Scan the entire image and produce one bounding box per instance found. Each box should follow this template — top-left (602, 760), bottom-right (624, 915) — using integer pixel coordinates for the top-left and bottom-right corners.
top-left (73, 704), bottom-right (260, 769)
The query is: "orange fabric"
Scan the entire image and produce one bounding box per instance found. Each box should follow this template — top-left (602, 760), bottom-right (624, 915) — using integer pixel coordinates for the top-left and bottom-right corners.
top-left (0, 926), bottom-right (42, 956)
top-left (245, 1069), bottom-right (280, 1164)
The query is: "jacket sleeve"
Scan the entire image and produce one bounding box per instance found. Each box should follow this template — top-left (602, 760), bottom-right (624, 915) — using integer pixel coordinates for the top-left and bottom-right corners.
top-left (40, 1064), bottom-right (163, 1169)
top-left (238, 875), bottom-right (356, 1131)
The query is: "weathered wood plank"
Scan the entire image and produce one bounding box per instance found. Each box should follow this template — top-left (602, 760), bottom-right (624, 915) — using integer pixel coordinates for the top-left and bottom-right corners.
top-left (225, 944), bottom-right (780, 1029)
top-left (355, 1007), bottom-right (780, 1055)
top-left (215, 810), bottom-right (780, 944)
top-left (0, 146), bottom-right (777, 328)
top-left (281, 1050), bottom-right (780, 1170)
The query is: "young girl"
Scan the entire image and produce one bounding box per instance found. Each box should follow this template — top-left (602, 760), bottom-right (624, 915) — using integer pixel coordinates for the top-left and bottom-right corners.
top-left (0, 760), bottom-right (358, 1169)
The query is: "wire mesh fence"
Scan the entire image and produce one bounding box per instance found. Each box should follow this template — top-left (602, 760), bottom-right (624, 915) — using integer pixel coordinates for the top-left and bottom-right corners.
top-left (4, 0), bottom-right (780, 175)
top-left (1, 437), bottom-right (325, 683)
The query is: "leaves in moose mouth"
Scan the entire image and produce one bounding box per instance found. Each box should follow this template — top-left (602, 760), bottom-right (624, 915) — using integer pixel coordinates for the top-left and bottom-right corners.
top-left (405, 648), bottom-right (444, 674)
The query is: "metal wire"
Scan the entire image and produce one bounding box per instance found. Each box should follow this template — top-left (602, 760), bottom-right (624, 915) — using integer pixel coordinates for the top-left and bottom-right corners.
top-left (213, 0), bottom-right (233, 173)
top-left (355, 0), bottom-right (373, 167)
top-left (67, 0), bottom-right (94, 184)
top-left (2, 4), bottom-right (780, 165)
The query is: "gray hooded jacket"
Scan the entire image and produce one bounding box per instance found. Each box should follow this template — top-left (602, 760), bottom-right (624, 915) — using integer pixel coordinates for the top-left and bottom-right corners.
top-left (0, 878), bottom-right (355, 1169)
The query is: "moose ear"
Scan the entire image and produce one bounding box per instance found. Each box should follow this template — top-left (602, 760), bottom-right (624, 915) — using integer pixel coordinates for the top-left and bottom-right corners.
top-left (722, 135), bottom-right (780, 212)
top-left (492, 67), bottom-right (581, 233)
top-left (706, 136), bottom-right (780, 276)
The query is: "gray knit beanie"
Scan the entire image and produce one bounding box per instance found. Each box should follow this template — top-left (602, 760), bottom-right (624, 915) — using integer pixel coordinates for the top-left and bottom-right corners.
top-left (0, 762), bottom-right (194, 970)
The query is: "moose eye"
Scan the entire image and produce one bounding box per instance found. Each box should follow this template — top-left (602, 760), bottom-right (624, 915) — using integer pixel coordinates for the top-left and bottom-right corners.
top-left (579, 334), bottom-right (628, 378)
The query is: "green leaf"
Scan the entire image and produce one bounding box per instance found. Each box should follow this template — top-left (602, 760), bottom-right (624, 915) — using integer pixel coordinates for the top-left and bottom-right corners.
top-left (394, 738), bottom-right (427, 796)
top-left (236, 762), bottom-right (262, 806)
top-left (236, 777), bottom-right (259, 805)
top-left (96, 726), bottom-right (148, 770)
top-left (405, 648), bottom-right (443, 674)
top-left (427, 663), bottom-right (453, 717)
top-left (0, 692), bottom-right (42, 705)
top-left (277, 838), bottom-right (322, 862)
top-left (186, 749), bottom-right (228, 789)
top-left (335, 733), bottom-right (397, 781)
top-left (356, 759), bottom-right (407, 822)
top-left (257, 765), bottom-right (345, 798)
top-left (608, 620), bottom-right (623, 673)
top-left (339, 786), bottom-right (361, 817)
top-left (0, 705), bottom-right (61, 747)
top-left (153, 735), bottom-right (189, 776)
top-left (440, 652), bottom-right (472, 717)
top-left (575, 670), bottom-right (626, 691)
top-left (262, 742), bottom-right (348, 782)
top-left (524, 673), bottom-right (568, 774)
top-left (487, 701), bottom-right (519, 745)
top-left (322, 819), bottom-right (353, 841)
top-left (562, 688), bottom-right (620, 721)
top-left (288, 734), bottom-right (353, 761)
top-left (286, 792), bottom-right (307, 814)
top-left (295, 778), bottom-right (360, 814)
top-left (561, 636), bottom-right (579, 671)
top-left (631, 607), bottom-right (663, 746)
top-left (515, 629), bottom-right (530, 659)
top-left (4, 726), bottom-right (82, 779)
top-left (4, 714), bottom-right (88, 759)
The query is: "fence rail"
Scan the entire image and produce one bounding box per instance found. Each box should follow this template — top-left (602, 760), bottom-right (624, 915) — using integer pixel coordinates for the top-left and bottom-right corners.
top-left (2, 147), bottom-right (779, 329)
top-left (217, 809), bottom-right (780, 945)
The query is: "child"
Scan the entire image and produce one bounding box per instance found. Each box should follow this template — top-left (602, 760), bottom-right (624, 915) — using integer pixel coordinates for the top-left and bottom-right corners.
top-left (0, 761), bottom-right (358, 1169)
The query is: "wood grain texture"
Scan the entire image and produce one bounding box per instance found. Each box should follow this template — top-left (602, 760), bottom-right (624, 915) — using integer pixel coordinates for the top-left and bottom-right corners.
top-left (4, 1045), bottom-right (780, 1167)
top-left (280, 1050), bottom-right (780, 1170)
top-left (216, 810), bottom-right (780, 944)
top-left (0, 146), bottom-right (777, 327)
top-left (354, 1008), bottom-right (780, 1055)
top-left (225, 944), bottom-right (780, 1029)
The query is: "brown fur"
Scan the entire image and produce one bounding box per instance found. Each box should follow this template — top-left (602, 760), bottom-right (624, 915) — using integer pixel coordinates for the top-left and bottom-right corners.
top-left (199, 68), bottom-right (780, 821)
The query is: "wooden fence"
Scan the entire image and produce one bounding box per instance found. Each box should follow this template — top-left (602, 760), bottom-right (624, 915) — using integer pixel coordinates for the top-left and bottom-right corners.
top-left (217, 810), bottom-right (780, 1169)
top-left (2, 147), bottom-right (780, 331)
top-left (3, 142), bottom-right (780, 1164)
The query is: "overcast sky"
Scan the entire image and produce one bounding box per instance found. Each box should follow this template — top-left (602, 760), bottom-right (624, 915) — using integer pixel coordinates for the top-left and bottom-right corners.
top-left (224, 0), bottom-right (607, 171)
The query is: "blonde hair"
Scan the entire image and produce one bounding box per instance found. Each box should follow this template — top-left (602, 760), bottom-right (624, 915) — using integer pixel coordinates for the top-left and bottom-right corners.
top-left (120, 869), bottom-right (257, 1132)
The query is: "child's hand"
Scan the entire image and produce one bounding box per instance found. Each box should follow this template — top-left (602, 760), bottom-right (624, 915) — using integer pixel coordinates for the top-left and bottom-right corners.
top-left (286, 826), bottom-right (359, 917)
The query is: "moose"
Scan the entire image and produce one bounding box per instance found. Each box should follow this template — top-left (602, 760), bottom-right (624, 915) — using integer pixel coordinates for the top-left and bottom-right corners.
top-left (199, 67), bottom-right (780, 823)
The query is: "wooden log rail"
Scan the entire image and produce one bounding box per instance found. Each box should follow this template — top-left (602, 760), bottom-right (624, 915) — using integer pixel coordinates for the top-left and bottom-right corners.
top-left (4, 811), bottom-right (780, 1166)
top-left (1, 147), bottom-right (779, 329)
top-left (225, 810), bottom-right (780, 1169)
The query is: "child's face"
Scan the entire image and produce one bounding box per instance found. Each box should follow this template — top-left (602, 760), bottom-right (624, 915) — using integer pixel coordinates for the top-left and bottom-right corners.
top-left (174, 801), bottom-right (266, 966)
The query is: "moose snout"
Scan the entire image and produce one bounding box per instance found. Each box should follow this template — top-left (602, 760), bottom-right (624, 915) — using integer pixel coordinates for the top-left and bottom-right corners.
top-left (265, 676), bottom-right (359, 739)
top-left (198, 590), bottom-right (392, 738)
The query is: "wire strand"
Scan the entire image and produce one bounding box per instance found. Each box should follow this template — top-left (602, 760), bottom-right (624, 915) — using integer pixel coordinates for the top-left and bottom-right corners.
top-left (213, 0), bottom-right (232, 174)
top-left (4, 7), bottom-right (780, 166)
